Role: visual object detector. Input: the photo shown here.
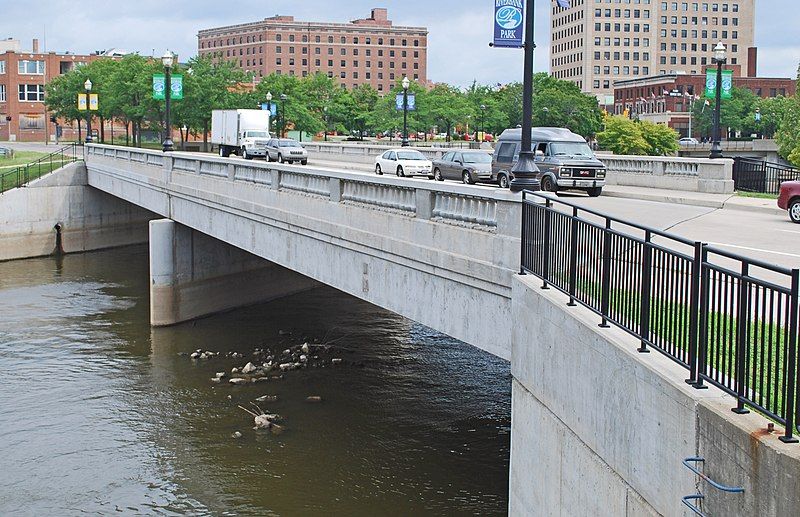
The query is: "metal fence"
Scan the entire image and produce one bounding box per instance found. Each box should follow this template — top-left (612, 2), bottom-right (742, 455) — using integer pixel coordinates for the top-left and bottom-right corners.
top-left (733, 157), bottom-right (800, 195)
top-left (521, 191), bottom-right (799, 443)
top-left (0, 143), bottom-right (81, 193)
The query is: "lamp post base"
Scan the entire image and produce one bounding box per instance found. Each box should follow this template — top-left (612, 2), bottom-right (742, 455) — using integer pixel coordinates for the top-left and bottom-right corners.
top-left (709, 144), bottom-right (723, 159)
top-left (509, 151), bottom-right (541, 193)
top-left (163, 139), bottom-right (174, 152)
top-left (401, 138), bottom-right (409, 147)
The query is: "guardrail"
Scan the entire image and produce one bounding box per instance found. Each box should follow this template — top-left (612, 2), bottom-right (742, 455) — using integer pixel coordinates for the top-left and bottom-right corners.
top-left (601, 154), bottom-right (734, 194)
top-left (521, 191), bottom-right (799, 443)
top-left (0, 143), bottom-right (81, 193)
top-left (733, 157), bottom-right (800, 195)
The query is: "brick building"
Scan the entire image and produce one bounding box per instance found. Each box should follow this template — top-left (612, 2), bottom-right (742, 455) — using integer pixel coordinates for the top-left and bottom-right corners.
top-left (613, 72), bottom-right (796, 137)
top-left (550, 0), bottom-right (756, 105)
top-left (0, 38), bottom-right (120, 143)
top-left (197, 8), bottom-right (428, 94)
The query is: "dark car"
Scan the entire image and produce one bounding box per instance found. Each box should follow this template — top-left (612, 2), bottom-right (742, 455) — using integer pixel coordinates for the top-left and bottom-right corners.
top-left (778, 181), bottom-right (800, 223)
top-left (432, 151), bottom-right (494, 184)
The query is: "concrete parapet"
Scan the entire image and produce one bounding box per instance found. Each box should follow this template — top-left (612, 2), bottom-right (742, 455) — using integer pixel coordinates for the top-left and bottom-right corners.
top-left (149, 219), bottom-right (319, 327)
top-left (510, 274), bottom-right (800, 516)
top-left (603, 155), bottom-right (734, 194)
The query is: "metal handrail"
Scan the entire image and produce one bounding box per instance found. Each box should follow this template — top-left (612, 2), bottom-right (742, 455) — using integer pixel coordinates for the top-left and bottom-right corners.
top-left (0, 143), bottom-right (80, 193)
top-left (521, 190), bottom-right (800, 442)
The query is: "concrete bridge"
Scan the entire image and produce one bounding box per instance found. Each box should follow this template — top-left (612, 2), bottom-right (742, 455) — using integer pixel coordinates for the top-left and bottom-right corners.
top-left (3, 143), bottom-right (799, 516)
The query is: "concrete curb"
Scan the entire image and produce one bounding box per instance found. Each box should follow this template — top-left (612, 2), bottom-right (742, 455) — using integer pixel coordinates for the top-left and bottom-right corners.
top-left (603, 188), bottom-right (784, 216)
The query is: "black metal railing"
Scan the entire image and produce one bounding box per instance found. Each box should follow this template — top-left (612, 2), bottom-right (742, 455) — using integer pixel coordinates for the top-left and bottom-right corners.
top-left (521, 191), bottom-right (800, 443)
top-left (733, 157), bottom-right (800, 195)
top-left (0, 143), bottom-right (81, 194)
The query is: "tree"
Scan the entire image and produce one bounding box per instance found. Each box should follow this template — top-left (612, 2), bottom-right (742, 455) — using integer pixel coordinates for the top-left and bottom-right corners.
top-left (776, 95), bottom-right (800, 167)
top-left (597, 115), bottom-right (650, 155)
top-left (639, 121), bottom-right (680, 155)
top-left (344, 84), bottom-right (379, 139)
top-left (45, 67), bottom-right (89, 141)
top-left (691, 86), bottom-right (759, 139)
top-left (426, 84), bottom-right (470, 141)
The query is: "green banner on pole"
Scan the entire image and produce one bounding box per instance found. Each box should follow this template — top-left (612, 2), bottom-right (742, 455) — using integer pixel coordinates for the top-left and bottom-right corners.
top-left (705, 69), bottom-right (733, 100)
top-left (153, 74), bottom-right (165, 100)
top-left (171, 74), bottom-right (184, 100)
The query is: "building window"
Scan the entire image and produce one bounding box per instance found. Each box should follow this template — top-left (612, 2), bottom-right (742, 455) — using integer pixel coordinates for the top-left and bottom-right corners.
top-left (0, 60), bottom-right (5, 74)
top-left (19, 113), bottom-right (45, 129)
top-left (18, 84), bottom-right (45, 101)
top-left (18, 60), bottom-right (45, 74)
top-left (0, 84), bottom-right (5, 102)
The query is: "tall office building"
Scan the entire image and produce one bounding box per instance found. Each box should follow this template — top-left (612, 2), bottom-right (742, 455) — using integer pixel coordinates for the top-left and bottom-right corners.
top-left (197, 8), bottom-right (428, 94)
top-left (550, 0), bottom-right (756, 104)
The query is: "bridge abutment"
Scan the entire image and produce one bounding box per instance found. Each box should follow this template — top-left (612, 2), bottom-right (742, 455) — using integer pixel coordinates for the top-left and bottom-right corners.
top-left (149, 219), bottom-right (319, 327)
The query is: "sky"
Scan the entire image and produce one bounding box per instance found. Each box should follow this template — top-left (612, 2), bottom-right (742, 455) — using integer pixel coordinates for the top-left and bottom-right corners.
top-left (1, 0), bottom-right (798, 87)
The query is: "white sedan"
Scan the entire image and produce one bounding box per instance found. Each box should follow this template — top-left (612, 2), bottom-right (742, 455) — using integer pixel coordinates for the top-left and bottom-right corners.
top-left (374, 149), bottom-right (433, 178)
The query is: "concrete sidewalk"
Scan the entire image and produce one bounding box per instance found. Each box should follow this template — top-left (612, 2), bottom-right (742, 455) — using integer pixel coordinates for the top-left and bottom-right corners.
top-left (602, 184), bottom-right (783, 216)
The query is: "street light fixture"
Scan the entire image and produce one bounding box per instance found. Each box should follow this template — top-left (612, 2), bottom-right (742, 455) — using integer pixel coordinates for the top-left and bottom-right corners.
top-left (709, 42), bottom-right (726, 159)
top-left (161, 50), bottom-right (175, 152)
top-left (509, 0), bottom-right (541, 193)
top-left (279, 93), bottom-right (288, 138)
top-left (84, 78), bottom-right (92, 143)
top-left (401, 76), bottom-right (410, 147)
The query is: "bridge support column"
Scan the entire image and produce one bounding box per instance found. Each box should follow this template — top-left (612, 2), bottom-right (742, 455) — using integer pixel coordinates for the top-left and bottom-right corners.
top-left (149, 219), bottom-right (319, 326)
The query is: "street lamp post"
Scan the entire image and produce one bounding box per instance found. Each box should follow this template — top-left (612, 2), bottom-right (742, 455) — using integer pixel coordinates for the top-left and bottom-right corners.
top-left (162, 51), bottom-right (175, 152)
top-left (401, 76), bottom-right (410, 147)
top-left (479, 104), bottom-right (486, 143)
top-left (265, 91), bottom-right (273, 134)
top-left (84, 79), bottom-right (92, 143)
top-left (509, 0), bottom-right (541, 192)
top-left (324, 106), bottom-right (329, 141)
top-left (280, 93), bottom-right (288, 138)
top-left (709, 42), bottom-right (726, 159)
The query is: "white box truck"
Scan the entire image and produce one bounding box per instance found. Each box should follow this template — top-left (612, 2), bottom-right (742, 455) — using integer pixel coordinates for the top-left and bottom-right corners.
top-left (211, 109), bottom-right (271, 159)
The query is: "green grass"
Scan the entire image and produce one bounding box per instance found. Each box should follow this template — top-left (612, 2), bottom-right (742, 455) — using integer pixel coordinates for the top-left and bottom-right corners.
top-left (736, 191), bottom-right (778, 200)
top-left (0, 151), bottom-right (48, 168)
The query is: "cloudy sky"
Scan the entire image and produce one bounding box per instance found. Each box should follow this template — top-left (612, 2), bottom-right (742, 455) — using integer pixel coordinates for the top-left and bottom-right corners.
top-left (1, 0), bottom-right (797, 86)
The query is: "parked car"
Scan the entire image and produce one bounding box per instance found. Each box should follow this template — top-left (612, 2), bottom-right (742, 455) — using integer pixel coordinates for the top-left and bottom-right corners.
top-left (778, 181), bottom-right (800, 223)
top-left (374, 149), bottom-right (433, 177)
top-left (679, 137), bottom-right (700, 145)
top-left (265, 138), bottom-right (308, 164)
top-left (493, 127), bottom-right (606, 195)
top-left (432, 150), bottom-right (494, 184)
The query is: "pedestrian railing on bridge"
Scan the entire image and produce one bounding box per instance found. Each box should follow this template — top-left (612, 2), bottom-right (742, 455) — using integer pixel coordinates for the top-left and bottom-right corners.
top-left (521, 191), bottom-right (800, 443)
top-left (733, 157), bottom-right (800, 195)
top-left (0, 143), bottom-right (81, 194)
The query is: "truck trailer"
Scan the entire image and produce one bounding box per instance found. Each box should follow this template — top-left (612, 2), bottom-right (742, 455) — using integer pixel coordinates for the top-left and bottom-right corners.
top-left (211, 109), bottom-right (271, 159)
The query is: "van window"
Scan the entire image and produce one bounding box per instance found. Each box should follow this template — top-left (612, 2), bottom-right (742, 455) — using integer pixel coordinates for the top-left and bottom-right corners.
top-left (496, 142), bottom-right (516, 163)
top-left (535, 142), bottom-right (549, 155)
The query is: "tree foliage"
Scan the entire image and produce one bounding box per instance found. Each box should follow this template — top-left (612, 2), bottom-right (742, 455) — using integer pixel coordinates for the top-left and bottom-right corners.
top-left (597, 116), bottom-right (650, 155)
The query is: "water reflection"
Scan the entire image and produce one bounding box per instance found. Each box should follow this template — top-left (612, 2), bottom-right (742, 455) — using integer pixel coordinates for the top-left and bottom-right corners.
top-left (0, 246), bottom-right (510, 515)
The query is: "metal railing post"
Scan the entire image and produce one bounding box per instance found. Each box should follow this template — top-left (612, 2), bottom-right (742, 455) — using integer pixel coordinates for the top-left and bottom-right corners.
top-left (780, 269), bottom-right (800, 443)
top-left (541, 198), bottom-right (552, 290)
top-left (568, 206), bottom-right (579, 306)
top-left (686, 241), bottom-right (703, 383)
top-left (520, 191), bottom-right (527, 275)
top-left (732, 262), bottom-right (751, 414)
top-left (638, 230), bottom-right (653, 353)
top-left (599, 218), bottom-right (612, 328)
top-left (695, 244), bottom-right (710, 389)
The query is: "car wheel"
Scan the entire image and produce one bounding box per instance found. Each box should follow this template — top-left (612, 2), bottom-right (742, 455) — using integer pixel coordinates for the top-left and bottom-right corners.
top-left (587, 187), bottom-right (602, 198)
top-left (434, 168), bottom-right (444, 181)
top-left (540, 175), bottom-right (556, 192)
top-left (375, 164), bottom-right (383, 175)
top-left (498, 174), bottom-right (509, 189)
top-left (278, 153), bottom-right (284, 163)
top-left (462, 171), bottom-right (473, 185)
top-left (397, 166), bottom-right (405, 177)
top-left (790, 199), bottom-right (800, 224)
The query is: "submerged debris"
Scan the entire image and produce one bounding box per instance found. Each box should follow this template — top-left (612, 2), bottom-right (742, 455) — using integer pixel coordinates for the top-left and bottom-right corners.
top-left (239, 404), bottom-right (284, 435)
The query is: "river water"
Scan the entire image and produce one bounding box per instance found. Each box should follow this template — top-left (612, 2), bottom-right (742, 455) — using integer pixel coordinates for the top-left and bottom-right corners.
top-left (0, 245), bottom-right (511, 516)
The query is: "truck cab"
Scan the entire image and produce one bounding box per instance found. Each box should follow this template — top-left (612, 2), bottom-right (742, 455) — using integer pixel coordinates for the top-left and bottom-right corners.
top-left (239, 130), bottom-right (271, 160)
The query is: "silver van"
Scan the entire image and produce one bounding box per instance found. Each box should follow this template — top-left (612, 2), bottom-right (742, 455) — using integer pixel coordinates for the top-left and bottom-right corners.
top-left (492, 127), bottom-right (606, 196)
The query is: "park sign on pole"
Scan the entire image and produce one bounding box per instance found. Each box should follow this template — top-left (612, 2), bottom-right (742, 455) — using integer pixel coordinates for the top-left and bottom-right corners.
top-left (705, 69), bottom-right (733, 100)
top-left (153, 74), bottom-right (184, 100)
top-left (395, 93), bottom-right (416, 111)
top-left (77, 94), bottom-right (87, 111)
top-left (89, 94), bottom-right (99, 111)
top-left (260, 103), bottom-right (278, 117)
top-left (493, 0), bottom-right (524, 48)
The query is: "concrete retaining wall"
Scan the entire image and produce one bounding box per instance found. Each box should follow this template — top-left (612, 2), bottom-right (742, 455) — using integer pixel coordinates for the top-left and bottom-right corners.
top-left (510, 274), bottom-right (800, 516)
top-left (149, 219), bottom-right (320, 326)
top-left (0, 161), bottom-right (154, 261)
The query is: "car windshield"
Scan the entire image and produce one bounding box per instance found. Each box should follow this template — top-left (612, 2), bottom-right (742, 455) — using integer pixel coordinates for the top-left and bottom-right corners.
top-left (397, 151), bottom-right (426, 160)
top-left (279, 140), bottom-right (302, 147)
top-left (245, 131), bottom-right (269, 138)
top-left (549, 142), bottom-right (594, 158)
top-left (463, 153), bottom-right (492, 164)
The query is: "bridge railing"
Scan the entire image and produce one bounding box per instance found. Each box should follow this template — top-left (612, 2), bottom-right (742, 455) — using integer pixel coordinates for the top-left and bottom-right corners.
top-left (0, 143), bottom-right (81, 193)
top-left (521, 190), bottom-right (799, 443)
top-left (733, 157), bottom-right (800, 195)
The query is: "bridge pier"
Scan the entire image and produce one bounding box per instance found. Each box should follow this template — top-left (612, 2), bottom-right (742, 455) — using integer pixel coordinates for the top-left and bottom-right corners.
top-left (149, 219), bottom-right (319, 326)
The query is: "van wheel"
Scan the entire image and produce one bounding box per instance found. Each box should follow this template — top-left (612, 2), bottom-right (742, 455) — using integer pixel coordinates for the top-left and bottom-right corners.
top-left (301, 159), bottom-right (308, 165)
top-left (587, 187), bottom-right (602, 198)
top-left (434, 168), bottom-right (444, 181)
top-left (540, 176), bottom-right (556, 192)
top-left (498, 174), bottom-right (509, 189)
